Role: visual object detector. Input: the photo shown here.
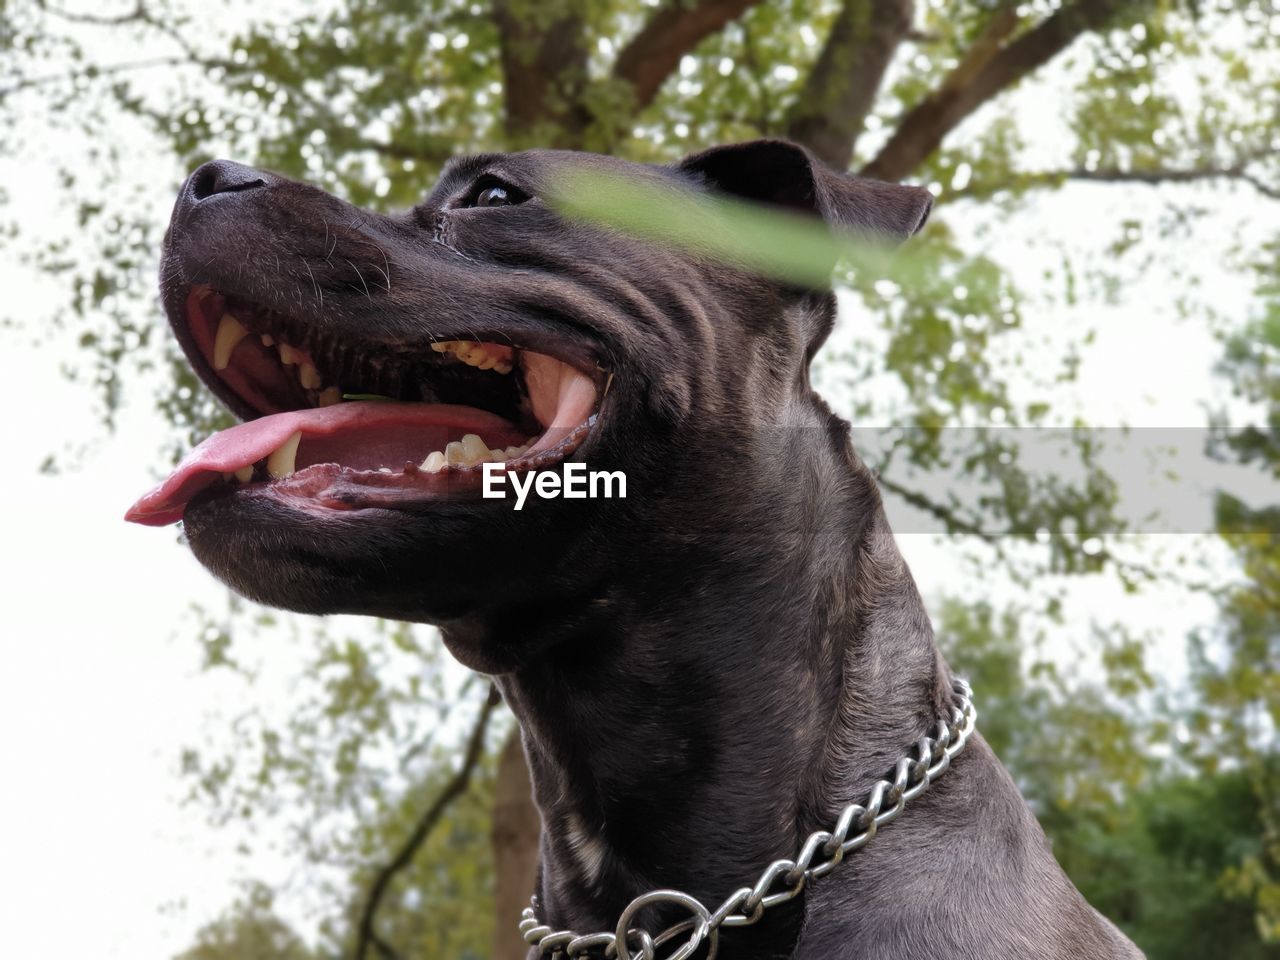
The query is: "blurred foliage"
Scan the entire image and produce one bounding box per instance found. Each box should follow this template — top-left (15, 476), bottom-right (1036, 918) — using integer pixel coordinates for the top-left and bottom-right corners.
top-left (940, 598), bottom-right (1279, 958)
top-left (176, 883), bottom-right (323, 960)
top-left (3, 1), bottom-right (1279, 958)
top-left (178, 607), bottom-right (502, 956)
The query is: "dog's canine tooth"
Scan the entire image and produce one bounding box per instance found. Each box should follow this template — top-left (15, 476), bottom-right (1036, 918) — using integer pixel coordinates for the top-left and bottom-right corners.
top-left (448, 440), bottom-right (491, 465)
top-left (444, 440), bottom-right (470, 466)
top-left (317, 386), bottom-right (342, 407)
top-left (278, 343), bottom-right (304, 365)
top-left (260, 334), bottom-right (275, 347)
top-left (213, 313), bottom-right (250, 370)
top-left (298, 361), bottom-right (322, 390)
top-left (233, 465), bottom-right (254, 483)
top-left (420, 450), bottom-right (447, 473)
top-left (266, 431), bottom-right (302, 479)
top-left (459, 433), bottom-right (489, 463)
top-left (430, 341), bottom-right (451, 353)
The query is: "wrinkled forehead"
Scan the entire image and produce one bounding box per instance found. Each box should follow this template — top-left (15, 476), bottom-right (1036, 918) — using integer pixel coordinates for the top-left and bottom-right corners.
top-left (425, 149), bottom-right (685, 206)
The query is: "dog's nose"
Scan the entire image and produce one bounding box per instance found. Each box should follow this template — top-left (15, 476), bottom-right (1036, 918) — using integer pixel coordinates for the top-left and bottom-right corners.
top-left (186, 160), bottom-right (271, 202)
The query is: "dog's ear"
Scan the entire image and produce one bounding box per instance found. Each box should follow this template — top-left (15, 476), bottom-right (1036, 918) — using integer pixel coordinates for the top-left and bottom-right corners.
top-left (676, 139), bottom-right (932, 243)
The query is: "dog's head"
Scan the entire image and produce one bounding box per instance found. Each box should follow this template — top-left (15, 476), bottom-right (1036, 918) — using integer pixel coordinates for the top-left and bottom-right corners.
top-left (127, 140), bottom-right (929, 667)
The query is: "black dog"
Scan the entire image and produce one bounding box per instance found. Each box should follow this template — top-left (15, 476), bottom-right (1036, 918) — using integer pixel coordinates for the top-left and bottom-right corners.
top-left (129, 140), bottom-right (1142, 958)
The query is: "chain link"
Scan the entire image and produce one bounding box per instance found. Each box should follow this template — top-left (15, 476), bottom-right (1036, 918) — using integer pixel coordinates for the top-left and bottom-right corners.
top-left (521, 678), bottom-right (977, 960)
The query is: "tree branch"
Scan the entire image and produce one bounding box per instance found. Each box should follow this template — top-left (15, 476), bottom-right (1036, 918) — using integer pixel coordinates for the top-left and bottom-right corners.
top-left (877, 475), bottom-right (1002, 545)
top-left (612, 0), bottom-right (766, 112)
top-left (0, 56), bottom-right (190, 100)
top-left (353, 684), bottom-right (502, 960)
top-left (36, 0), bottom-right (212, 62)
top-left (4, 0), bottom-right (235, 102)
top-left (929, 2), bottom-right (1022, 101)
top-left (861, 0), bottom-right (1121, 182)
top-left (1062, 164), bottom-right (1280, 200)
top-left (784, 0), bottom-right (916, 170)
top-left (36, 0), bottom-right (148, 26)
top-left (942, 160), bottom-right (1280, 203)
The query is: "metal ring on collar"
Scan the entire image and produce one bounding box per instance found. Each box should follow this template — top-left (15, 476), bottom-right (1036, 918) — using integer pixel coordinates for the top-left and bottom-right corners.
top-left (614, 890), bottom-right (712, 960)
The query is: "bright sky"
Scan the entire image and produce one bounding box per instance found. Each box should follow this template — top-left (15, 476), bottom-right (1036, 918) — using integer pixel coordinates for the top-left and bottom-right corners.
top-left (0, 8), bottom-right (1272, 959)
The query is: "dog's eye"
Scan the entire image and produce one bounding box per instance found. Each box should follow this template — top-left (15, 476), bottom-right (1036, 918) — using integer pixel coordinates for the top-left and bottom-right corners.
top-left (466, 181), bottom-right (528, 209)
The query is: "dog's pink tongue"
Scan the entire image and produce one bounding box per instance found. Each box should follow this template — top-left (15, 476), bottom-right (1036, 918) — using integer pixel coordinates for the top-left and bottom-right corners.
top-left (124, 401), bottom-right (520, 527)
top-left (521, 353), bottom-right (600, 458)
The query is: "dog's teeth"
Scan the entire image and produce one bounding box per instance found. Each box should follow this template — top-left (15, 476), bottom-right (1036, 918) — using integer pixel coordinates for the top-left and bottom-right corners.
top-left (213, 313), bottom-right (250, 371)
top-left (418, 437), bottom-right (521, 473)
top-left (266, 431), bottom-right (302, 479)
top-left (444, 440), bottom-right (467, 465)
top-left (298, 361), bottom-right (322, 390)
top-left (260, 334), bottom-right (275, 347)
top-left (318, 386), bottom-right (342, 407)
top-left (459, 433), bottom-right (490, 464)
top-left (234, 465), bottom-right (254, 483)
top-left (430, 339), bottom-right (513, 374)
top-left (378, 467), bottom-right (393, 474)
top-left (278, 343), bottom-right (304, 365)
top-left (445, 439), bottom-right (481, 466)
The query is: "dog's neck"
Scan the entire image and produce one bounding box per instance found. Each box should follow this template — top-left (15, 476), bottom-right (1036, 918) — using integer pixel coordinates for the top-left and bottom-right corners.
top-left (488, 421), bottom-right (952, 956)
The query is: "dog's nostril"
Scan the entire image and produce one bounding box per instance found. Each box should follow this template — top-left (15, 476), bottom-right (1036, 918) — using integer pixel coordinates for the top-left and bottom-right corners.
top-left (189, 160), bottom-right (269, 202)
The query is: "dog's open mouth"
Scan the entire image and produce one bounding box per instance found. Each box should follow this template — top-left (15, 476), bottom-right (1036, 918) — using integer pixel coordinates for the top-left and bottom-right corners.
top-left (126, 286), bottom-right (607, 525)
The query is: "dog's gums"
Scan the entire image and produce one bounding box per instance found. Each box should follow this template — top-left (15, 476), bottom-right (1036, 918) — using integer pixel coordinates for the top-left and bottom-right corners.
top-left (125, 284), bottom-right (603, 525)
top-left (122, 143), bottom-right (941, 624)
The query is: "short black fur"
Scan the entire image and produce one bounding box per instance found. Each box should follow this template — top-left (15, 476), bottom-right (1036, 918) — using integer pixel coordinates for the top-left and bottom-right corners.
top-left (159, 140), bottom-right (1143, 959)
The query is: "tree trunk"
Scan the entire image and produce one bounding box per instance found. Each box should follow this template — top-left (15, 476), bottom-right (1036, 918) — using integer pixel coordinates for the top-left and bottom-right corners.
top-left (494, 0), bottom-right (591, 148)
top-left (785, 0), bottom-right (915, 170)
top-left (492, 729), bottom-right (542, 960)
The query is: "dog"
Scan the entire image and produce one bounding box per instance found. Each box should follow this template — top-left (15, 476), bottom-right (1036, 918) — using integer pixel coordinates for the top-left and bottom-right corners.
top-left (128, 140), bottom-right (1143, 958)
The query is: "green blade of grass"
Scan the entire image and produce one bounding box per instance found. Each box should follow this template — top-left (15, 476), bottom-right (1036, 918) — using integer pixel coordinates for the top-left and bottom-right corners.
top-left (342, 392), bottom-right (397, 402)
top-left (546, 168), bottom-right (902, 288)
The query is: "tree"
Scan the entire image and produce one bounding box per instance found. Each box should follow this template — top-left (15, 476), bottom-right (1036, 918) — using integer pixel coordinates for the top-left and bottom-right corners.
top-left (176, 883), bottom-right (322, 960)
top-left (938, 597), bottom-right (1279, 958)
top-left (3, 1), bottom-right (1279, 957)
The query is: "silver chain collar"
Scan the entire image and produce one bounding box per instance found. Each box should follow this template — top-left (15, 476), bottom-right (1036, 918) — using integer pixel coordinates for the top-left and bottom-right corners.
top-left (519, 678), bottom-right (977, 960)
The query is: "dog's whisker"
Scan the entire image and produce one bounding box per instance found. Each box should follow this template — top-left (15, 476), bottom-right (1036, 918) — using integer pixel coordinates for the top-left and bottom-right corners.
top-left (345, 258), bottom-right (372, 302)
